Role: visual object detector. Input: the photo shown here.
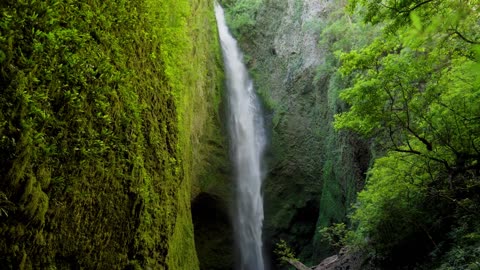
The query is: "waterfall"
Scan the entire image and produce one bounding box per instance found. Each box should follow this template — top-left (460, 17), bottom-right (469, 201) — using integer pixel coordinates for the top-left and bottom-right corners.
top-left (215, 3), bottom-right (267, 270)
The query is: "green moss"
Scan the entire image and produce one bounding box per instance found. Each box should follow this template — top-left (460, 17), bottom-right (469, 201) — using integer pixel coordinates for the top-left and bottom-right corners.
top-left (0, 0), bottom-right (224, 269)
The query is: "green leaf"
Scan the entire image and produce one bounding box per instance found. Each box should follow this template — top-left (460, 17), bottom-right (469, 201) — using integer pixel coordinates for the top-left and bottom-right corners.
top-left (410, 11), bottom-right (422, 30)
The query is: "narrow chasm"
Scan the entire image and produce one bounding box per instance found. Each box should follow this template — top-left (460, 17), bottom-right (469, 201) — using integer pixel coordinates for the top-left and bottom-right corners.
top-left (192, 193), bottom-right (234, 270)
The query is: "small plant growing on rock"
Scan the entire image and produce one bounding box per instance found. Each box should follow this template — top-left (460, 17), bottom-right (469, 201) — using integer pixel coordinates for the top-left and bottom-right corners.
top-left (274, 239), bottom-right (297, 265)
top-left (319, 223), bottom-right (351, 251)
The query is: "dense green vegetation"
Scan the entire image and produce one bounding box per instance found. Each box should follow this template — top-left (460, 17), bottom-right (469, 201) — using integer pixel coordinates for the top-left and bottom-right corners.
top-left (222, 0), bottom-right (479, 269)
top-left (0, 0), bottom-right (224, 269)
top-left (219, 0), bottom-right (263, 40)
top-left (331, 0), bottom-right (480, 268)
top-left (3, 0), bottom-right (476, 268)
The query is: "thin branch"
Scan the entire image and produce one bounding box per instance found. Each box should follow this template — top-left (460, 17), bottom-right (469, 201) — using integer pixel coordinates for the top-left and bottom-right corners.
top-left (388, 126), bottom-right (399, 148)
top-left (398, 80), bottom-right (433, 151)
top-left (392, 147), bottom-right (451, 171)
top-left (428, 189), bottom-right (480, 215)
top-left (410, 219), bottom-right (438, 249)
top-left (380, 0), bottom-right (435, 13)
top-left (406, 126), bottom-right (433, 151)
top-left (393, 147), bottom-right (422, 155)
top-left (390, 0), bottom-right (436, 14)
top-left (449, 29), bottom-right (480, 45)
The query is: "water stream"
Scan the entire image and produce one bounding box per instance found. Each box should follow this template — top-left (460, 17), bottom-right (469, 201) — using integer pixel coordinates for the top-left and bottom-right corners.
top-left (214, 3), bottom-right (267, 270)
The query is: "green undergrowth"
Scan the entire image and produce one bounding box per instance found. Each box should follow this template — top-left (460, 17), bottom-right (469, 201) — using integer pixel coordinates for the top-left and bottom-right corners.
top-left (0, 0), bottom-right (223, 269)
top-left (219, 0), bottom-right (263, 40)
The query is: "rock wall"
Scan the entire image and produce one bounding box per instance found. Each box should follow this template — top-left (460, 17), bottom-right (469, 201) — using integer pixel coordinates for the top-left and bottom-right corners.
top-left (221, 0), bottom-right (371, 266)
top-left (0, 0), bottom-right (226, 268)
top-left (242, 1), bottom-right (330, 262)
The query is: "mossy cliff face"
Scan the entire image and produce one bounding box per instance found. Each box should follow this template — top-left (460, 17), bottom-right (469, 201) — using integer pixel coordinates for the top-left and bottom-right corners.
top-left (0, 0), bottom-right (225, 269)
top-left (245, 0), bottom-right (328, 261)
top-left (220, 0), bottom-right (371, 265)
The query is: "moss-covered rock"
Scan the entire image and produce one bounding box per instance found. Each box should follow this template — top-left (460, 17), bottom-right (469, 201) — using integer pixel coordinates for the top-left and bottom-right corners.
top-left (0, 0), bottom-right (225, 268)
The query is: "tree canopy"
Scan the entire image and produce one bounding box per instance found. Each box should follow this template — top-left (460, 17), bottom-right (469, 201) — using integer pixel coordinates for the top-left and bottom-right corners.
top-left (334, 0), bottom-right (480, 268)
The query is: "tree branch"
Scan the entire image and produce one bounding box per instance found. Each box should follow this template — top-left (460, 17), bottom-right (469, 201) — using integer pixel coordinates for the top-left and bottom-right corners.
top-left (401, 0), bottom-right (435, 13)
top-left (383, 0), bottom-right (436, 14)
top-left (405, 126), bottom-right (433, 151)
top-left (392, 147), bottom-right (451, 171)
top-left (449, 29), bottom-right (480, 45)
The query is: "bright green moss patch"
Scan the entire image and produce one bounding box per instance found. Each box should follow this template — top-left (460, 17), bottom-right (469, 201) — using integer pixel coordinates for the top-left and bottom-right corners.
top-left (0, 0), bottom-right (223, 269)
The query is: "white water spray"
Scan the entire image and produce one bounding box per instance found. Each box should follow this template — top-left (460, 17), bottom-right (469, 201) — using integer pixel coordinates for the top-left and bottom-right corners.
top-left (215, 3), bottom-right (266, 270)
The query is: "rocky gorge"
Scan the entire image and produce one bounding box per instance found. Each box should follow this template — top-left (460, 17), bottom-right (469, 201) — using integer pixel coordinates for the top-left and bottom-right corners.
top-left (218, 0), bottom-right (371, 266)
top-left (1, 0), bottom-right (479, 269)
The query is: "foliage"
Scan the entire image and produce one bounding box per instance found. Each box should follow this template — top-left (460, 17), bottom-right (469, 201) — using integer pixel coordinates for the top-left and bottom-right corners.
top-left (274, 239), bottom-right (298, 266)
top-left (351, 151), bottom-right (439, 251)
top-left (348, 0), bottom-right (480, 38)
top-left (315, 0), bottom-right (379, 81)
top-left (319, 223), bottom-right (353, 251)
top-left (220, 0), bottom-right (263, 38)
top-left (0, 0), bottom-right (223, 269)
top-left (333, 0), bottom-right (480, 267)
top-left (434, 225), bottom-right (480, 270)
top-left (336, 38), bottom-right (480, 172)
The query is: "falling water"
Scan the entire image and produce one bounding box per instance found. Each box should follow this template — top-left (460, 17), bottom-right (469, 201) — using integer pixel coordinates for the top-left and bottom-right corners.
top-left (215, 3), bottom-right (266, 270)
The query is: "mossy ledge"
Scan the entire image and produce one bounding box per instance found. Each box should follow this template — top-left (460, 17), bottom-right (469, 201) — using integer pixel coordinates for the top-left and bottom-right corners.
top-left (0, 0), bottom-right (224, 269)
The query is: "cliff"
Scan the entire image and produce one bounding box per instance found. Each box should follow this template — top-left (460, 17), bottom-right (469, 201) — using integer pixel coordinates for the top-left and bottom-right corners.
top-left (221, 0), bottom-right (480, 269)
top-left (220, 0), bottom-right (371, 265)
top-left (0, 0), bottom-right (225, 268)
